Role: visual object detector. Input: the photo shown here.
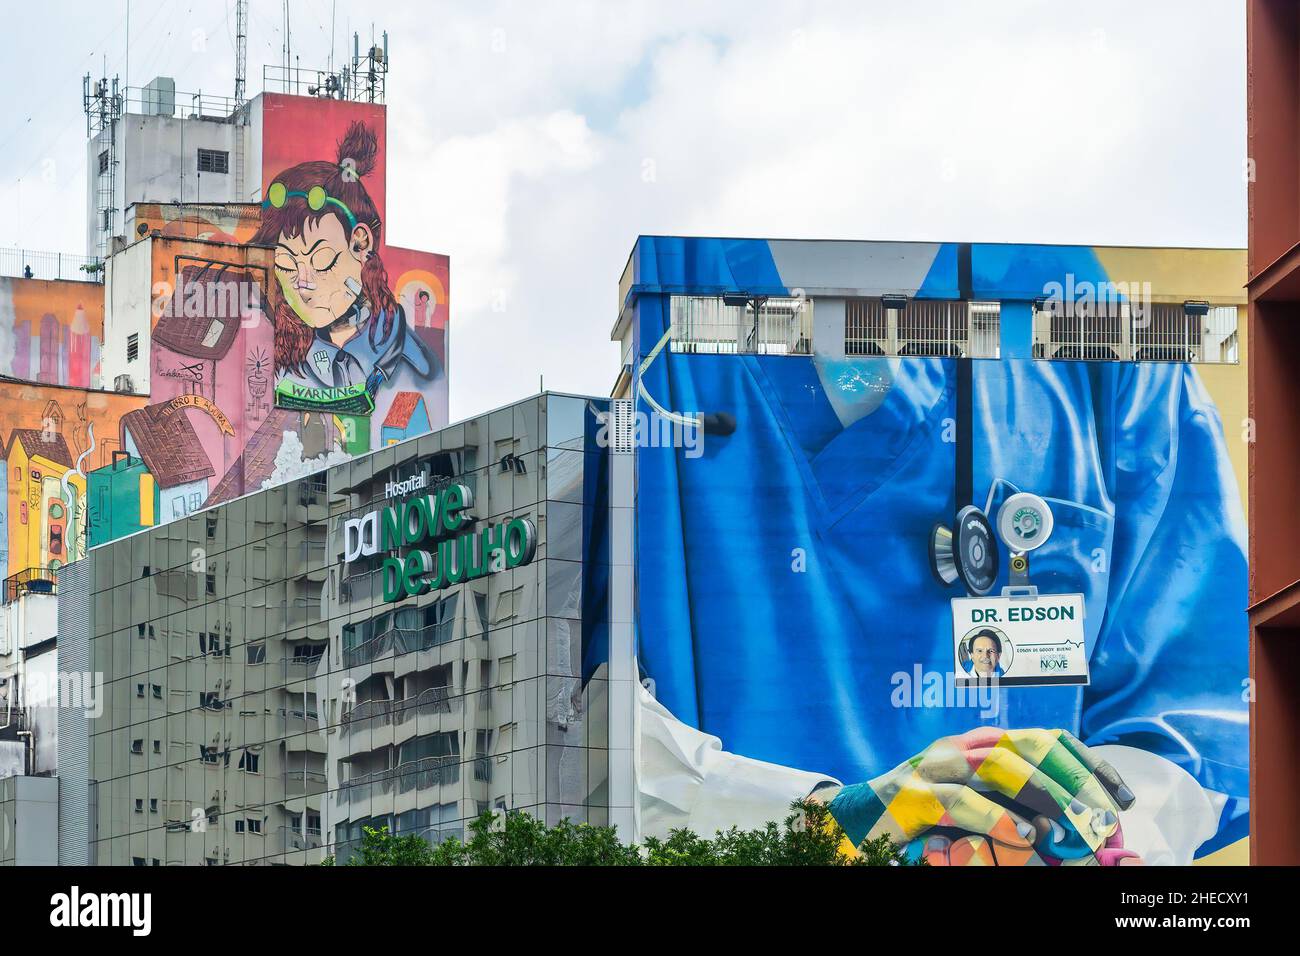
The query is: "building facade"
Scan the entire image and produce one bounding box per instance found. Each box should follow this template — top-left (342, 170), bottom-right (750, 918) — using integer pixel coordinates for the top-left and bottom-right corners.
top-left (619, 237), bottom-right (1251, 866)
top-left (3, 235), bottom-right (1253, 868)
top-left (53, 393), bottom-right (622, 865)
top-left (1245, 0), bottom-right (1300, 866)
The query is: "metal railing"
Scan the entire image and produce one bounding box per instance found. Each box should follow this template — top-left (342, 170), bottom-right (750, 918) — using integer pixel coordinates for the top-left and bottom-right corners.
top-left (845, 298), bottom-right (1001, 358)
top-left (342, 622), bottom-right (456, 668)
top-left (342, 688), bottom-right (457, 738)
top-left (395, 755), bottom-right (461, 794)
top-left (670, 295), bottom-right (813, 355)
top-left (277, 826), bottom-right (323, 854)
top-left (122, 85), bottom-right (241, 121)
top-left (341, 767), bottom-right (397, 805)
top-left (0, 248), bottom-right (103, 283)
top-left (4, 567), bottom-right (58, 605)
top-left (1032, 303), bottom-right (1239, 363)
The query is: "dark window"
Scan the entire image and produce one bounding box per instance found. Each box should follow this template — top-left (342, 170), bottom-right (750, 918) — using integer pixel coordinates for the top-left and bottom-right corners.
top-left (197, 148), bottom-right (229, 174)
top-left (126, 333), bottom-right (139, 362)
top-left (98, 150), bottom-right (109, 174)
top-left (246, 642), bottom-right (265, 665)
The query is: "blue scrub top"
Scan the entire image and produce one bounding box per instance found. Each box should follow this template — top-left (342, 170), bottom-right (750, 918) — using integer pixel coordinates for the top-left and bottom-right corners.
top-left (635, 348), bottom-right (1249, 855)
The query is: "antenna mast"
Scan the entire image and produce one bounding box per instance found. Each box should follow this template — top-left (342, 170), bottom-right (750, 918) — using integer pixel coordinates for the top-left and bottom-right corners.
top-left (234, 0), bottom-right (248, 108)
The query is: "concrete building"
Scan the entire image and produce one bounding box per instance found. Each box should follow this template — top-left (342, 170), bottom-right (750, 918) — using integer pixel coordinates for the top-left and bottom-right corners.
top-left (1245, 0), bottom-right (1300, 867)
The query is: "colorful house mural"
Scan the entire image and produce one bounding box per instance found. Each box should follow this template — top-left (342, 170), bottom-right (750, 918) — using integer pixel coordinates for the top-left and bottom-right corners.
top-left (4, 429), bottom-right (85, 576)
top-left (380, 392), bottom-right (430, 445)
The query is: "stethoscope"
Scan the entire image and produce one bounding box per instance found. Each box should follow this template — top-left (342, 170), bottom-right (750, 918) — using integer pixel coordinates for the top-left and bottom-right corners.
top-left (634, 278), bottom-right (1066, 596)
top-left (636, 323), bottom-right (736, 436)
top-left (928, 358), bottom-right (1057, 597)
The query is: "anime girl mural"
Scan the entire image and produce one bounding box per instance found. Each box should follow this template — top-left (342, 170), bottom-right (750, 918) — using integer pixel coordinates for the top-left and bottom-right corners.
top-left (254, 120), bottom-right (440, 449)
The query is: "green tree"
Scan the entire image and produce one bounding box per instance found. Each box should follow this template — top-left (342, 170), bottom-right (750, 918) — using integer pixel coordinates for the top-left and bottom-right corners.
top-left (323, 799), bottom-right (924, 867)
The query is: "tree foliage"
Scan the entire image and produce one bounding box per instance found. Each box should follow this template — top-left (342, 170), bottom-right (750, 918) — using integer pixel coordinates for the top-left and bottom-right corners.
top-left (325, 799), bottom-right (924, 867)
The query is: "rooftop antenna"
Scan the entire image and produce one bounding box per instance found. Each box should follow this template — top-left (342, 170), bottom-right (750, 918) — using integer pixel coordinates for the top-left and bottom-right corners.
top-left (233, 0), bottom-right (249, 202)
top-left (234, 0), bottom-right (247, 108)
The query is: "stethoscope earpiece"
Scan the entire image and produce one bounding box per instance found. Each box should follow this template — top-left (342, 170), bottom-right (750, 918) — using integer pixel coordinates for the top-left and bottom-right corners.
top-left (929, 504), bottom-right (999, 597)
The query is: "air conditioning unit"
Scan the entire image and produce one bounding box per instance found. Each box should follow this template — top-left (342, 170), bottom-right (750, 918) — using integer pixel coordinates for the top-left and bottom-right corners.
top-left (113, 374), bottom-right (135, 394)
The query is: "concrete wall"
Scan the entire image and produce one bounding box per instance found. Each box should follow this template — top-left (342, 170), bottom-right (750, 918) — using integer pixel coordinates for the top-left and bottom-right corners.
top-left (103, 236), bottom-right (154, 395)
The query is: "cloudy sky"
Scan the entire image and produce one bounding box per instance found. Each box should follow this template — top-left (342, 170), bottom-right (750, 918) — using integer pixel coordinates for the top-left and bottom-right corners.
top-left (0, 0), bottom-right (1246, 419)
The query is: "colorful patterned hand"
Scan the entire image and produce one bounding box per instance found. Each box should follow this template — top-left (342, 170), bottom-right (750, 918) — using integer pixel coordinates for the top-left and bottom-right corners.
top-left (817, 727), bottom-right (1140, 866)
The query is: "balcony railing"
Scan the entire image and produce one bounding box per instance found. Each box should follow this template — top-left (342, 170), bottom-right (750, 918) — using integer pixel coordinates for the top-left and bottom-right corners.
top-left (277, 826), bottom-right (323, 854)
top-left (4, 567), bottom-right (58, 605)
top-left (342, 623), bottom-right (455, 668)
top-left (0, 247), bottom-right (103, 283)
top-left (342, 688), bottom-right (457, 739)
top-left (340, 758), bottom-right (461, 804)
top-left (670, 295), bottom-right (813, 355)
top-left (340, 767), bottom-right (396, 805)
top-left (396, 755), bottom-right (461, 794)
top-left (283, 770), bottom-right (327, 798)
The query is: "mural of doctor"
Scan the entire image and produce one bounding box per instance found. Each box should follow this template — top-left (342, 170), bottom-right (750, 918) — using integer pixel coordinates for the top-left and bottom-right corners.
top-left (254, 121), bottom-right (439, 424)
top-left (632, 238), bottom-right (1249, 868)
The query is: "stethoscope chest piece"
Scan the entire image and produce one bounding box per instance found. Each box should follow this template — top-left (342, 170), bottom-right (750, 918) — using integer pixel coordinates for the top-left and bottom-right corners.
top-left (929, 504), bottom-right (999, 597)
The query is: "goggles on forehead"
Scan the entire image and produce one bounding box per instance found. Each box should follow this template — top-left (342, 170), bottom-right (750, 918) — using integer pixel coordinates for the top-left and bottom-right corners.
top-left (263, 181), bottom-right (358, 231)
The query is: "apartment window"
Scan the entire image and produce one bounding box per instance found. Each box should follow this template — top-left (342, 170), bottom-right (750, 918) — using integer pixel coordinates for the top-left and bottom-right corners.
top-left (133, 857), bottom-right (146, 867)
top-left (131, 739), bottom-right (143, 754)
top-left (134, 799), bottom-right (143, 813)
top-left (150, 799), bottom-right (158, 814)
top-left (238, 750), bottom-right (260, 774)
top-left (199, 691), bottom-right (224, 711)
top-left (844, 298), bottom-right (1000, 358)
top-left (197, 148), bottom-right (229, 174)
top-left (126, 333), bottom-right (139, 362)
top-left (246, 642), bottom-right (265, 665)
top-left (292, 643), bottom-right (326, 664)
top-left (199, 745), bottom-right (219, 764)
top-left (492, 586), bottom-right (523, 624)
top-left (670, 294), bottom-right (813, 355)
top-left (235, 819), bottom-right (244, 833)
top-left (151, 683), bottom-right (162, 699)
top-left (206, 571), bottom-right (216, 595)
top-left (152, 740), bottom-right (161, 754)
top-left (97, 149), bottom-right (109, 174)
top-left (247, 818), bottom-right (262, 835)
top-left (136, 683), bottom-right (145, 698)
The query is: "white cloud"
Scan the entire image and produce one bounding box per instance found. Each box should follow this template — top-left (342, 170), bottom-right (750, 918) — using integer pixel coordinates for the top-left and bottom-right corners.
top-left (4, 0), bottom-right (1247, 420)
top-left (376, 0), bottom-right (1246, 419)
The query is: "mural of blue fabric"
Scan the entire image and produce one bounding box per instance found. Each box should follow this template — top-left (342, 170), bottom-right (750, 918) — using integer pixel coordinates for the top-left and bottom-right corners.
top-left (631, 241), bottom-right (1249, 859)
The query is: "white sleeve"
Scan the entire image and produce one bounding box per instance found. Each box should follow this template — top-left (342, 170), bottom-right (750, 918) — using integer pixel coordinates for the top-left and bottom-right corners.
top-left (1090, 744), bottom-right (1221, 865)
top-left (637, 683), bottom-right (837, 839)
